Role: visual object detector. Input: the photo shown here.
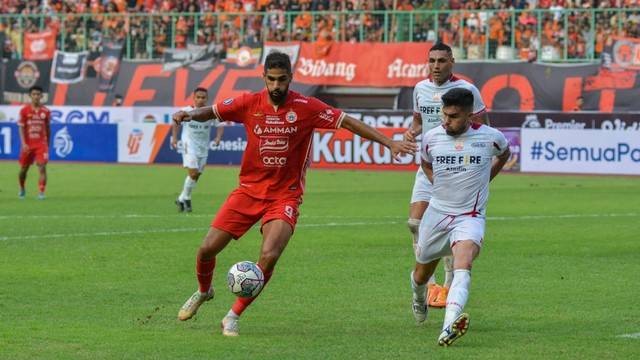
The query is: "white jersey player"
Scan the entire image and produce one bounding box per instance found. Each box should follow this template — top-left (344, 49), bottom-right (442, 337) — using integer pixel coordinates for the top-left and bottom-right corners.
top-left (403, 42), bottom-right (489, 308)
top-left (171, 87), bottom-right (224, 212)
top-left (409, 88), bottom-right (510, 347)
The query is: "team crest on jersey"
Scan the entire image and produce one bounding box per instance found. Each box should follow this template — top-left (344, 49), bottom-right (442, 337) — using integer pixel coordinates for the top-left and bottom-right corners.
top-left (455, 140), bottom-right (464, 150)
top-left (432, 92), bottom-right (442, 101)
top-left (285, 110), bottom-right (297, 123)
top-left (223, 98), bottom-right (234, 105)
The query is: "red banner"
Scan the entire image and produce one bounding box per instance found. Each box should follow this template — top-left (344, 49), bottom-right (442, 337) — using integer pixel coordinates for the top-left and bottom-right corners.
top-left (23, 30), bottom-right (57, 60)
top-left (311, 128), bottom-right (420, 170)
top-left (295, 42), bottom-right (433, 87)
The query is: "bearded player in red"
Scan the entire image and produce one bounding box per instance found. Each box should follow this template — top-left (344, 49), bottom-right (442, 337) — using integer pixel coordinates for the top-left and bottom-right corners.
top-left (173, 52), bottom-right (417, 336)
top-left (18, 86), bottom-right (51, 200)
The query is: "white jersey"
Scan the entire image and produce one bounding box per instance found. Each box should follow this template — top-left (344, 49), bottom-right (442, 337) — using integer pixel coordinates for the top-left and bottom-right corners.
top-left (179, 105), bottom-right (219, 157)
top-left (413, 75), bottom-right (486, 136)
top-left (421, 123), bottom-right (508, 216)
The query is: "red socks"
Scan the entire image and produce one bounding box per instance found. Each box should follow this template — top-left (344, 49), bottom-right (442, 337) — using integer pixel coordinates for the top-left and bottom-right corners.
top-left (231, 267), bottom-right (273, 316)
top-left (38, 178), bottom-right (46, 193)
top-left (196, 257), bottom-right (216, 293)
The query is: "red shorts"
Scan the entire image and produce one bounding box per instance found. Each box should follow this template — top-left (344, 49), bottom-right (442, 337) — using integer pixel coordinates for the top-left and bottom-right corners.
top-left (212, 188), bottom-right (301, 239)
top-left (19, 143), bottom-right (49, 167)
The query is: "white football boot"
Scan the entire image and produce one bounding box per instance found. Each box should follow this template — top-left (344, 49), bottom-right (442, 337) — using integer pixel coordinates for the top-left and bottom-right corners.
top-left (221, 315), bottom-right (240, 336)
top-left (177, 287), bottom-right (214, 321)
top-left (438, 313), bottom-right (470, 346)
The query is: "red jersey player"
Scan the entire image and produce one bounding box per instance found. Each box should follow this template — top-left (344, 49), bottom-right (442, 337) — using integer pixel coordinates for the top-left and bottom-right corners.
top-left (18, 86), bottom-right (51, 200)
top-left (173, 52), bottom-right (417, 336)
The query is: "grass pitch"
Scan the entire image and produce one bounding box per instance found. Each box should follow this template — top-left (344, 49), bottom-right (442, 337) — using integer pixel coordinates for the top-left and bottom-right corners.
top-left (1, 162), bottom-right (639, 359)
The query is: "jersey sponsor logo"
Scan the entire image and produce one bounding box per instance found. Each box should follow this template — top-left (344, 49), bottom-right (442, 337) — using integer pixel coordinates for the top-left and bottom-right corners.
top-left (53, 126), bottom-right (74, 158)
top-left (471, 142), bottom-right (488, 148)
top-left (435, 155), bottom-right (482, 165)
top-left (419, 106), bottom-right (441, 114)
top-left (293, 98), bottom-right (308, 104)
top-left (254, 125), bottom-right (298, 135)
top-left (127, 128), bottom-right (143, 155)
top-left (318, 109), bottom-right (335, 122)
top-left (265, 115), bottom-right (283, 125)
top-left (285, 110), bottom-right (297, 123)
top-left (222, 98), bottom-right (234, 105)
top-left (262, 155), bottom-right (287, 167)
top-left (259, 136), bottom-right (289, 154)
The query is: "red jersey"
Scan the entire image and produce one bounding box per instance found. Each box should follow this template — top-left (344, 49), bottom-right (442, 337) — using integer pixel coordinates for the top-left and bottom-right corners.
top-left (213, 90), bottom-right (344, 200)
top-left (18, 104), bottom-right (51, 145)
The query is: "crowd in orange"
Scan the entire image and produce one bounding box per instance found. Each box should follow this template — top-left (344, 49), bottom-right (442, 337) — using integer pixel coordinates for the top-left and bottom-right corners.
top-left (1, 0), bottom-right (638, 60)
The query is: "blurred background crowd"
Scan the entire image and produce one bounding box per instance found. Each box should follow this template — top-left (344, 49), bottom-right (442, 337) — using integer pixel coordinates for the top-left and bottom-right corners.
top-left (1, 0), bottom-right (638, 61)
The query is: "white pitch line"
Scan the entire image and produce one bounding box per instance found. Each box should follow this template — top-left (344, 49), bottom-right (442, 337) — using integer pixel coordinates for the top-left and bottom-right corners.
top-left (0, 221), bottom-right (401, 241)
top-left (2, 212), bottom-right (639, 241)
top-left (617, 333), bottom-right (640, 339)
top-left (0, 212), bottom-right (637, 221)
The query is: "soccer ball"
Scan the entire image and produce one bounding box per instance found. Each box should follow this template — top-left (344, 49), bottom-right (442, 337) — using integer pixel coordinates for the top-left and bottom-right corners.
top-left (227, 261), bottom-right (265, 298)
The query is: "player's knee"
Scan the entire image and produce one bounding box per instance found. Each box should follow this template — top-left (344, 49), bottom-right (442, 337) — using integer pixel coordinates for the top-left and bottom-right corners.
top-left (407, 218), bottom-right (420, 235)
top-left (259, 249), bottom-right (282, 270)
top-left (189, 172), bottom-right (200, 181)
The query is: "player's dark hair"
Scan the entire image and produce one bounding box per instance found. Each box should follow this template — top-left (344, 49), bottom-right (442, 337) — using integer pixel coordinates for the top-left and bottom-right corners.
top-left (193, 87), bottom-right (208, 94)
top-left (429, 42), bottom-right (453, 55)
top-left (442, 88), bottom-right (474, 111)
top-left (264, 51), bottom-right (292, 74)
top-left (29, 85), bottom-right (43, 93)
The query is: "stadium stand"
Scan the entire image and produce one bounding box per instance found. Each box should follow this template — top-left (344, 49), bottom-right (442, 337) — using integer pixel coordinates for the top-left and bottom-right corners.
top-left (0, 1), bottom-right (638, 61)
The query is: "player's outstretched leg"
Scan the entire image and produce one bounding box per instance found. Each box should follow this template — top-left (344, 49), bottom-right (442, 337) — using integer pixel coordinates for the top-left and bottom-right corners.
top-left (438, 312), bottom-right (470, 346)
top-left (410, 271), bottom-right (428, 324)
top-left (175, 199), bottom-right (185, 212)
top-left (431, 256), bottom-right (454, 308)
top-left (221, 265), bottom-right (274, 336)
top-left (178, 256), bottom-right (217, 321)
top-left (178, 287), bottom-right (214, 321)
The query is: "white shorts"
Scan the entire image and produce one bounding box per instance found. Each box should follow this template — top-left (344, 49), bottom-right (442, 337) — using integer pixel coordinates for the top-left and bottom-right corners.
top-left (415, 207), bottom-right (485, 264)
top-left (410, 167), bottom-right (433, 203)
top-left (182, 153), bottom-right (207, 172)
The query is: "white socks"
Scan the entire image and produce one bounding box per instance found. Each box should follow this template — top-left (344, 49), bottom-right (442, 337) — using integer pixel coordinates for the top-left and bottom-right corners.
top-left (226, 309), bottom-right (239, 319)
top-left (443, 269), bottom-right (471, 330)
top-left (179, 176), bottom-right (197, 201)
top-left (410, 271), bottom-right (427, 304)
top-left (443, 256), bottom-right (454, 288)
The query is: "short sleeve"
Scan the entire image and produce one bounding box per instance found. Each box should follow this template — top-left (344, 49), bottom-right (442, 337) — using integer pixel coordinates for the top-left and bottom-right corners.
top-left (413, 86), bottom-right (419, 113)
top-left (492, 130), bottom-right (509, 156)
top-left (308, 97), bottom-right (345, 129)
top-left (469, 85), bottom-right (486, 115)
top-left (213, 94), bottom-right (248, 124)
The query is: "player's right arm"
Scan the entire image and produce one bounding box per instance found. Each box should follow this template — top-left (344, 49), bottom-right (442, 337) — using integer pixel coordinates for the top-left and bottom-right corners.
top-left (403, 112), bottom-right (422, 142)
top-left (404, 87), bottom-right (423, 142)
top-left (18, 107), bottom-right (28, 151)
top-left (170, 119), bottom-right (180, 149)
top-left (173, 106), bottom-right (217, 124)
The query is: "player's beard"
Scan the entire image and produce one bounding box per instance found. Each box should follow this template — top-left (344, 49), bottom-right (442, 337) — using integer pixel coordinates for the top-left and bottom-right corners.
top-left (269, 88), bottom-right (288, 105)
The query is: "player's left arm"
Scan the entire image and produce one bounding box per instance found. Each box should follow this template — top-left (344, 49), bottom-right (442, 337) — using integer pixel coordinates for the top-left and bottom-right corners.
top-left (422, 160), bottom-right (434, 183)
top-left (213, 123), bottom-right (224, 145)
top-left (341, 115), bottom-right (416, 159)
top-left (490, 148), bottom-right (511, 181)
